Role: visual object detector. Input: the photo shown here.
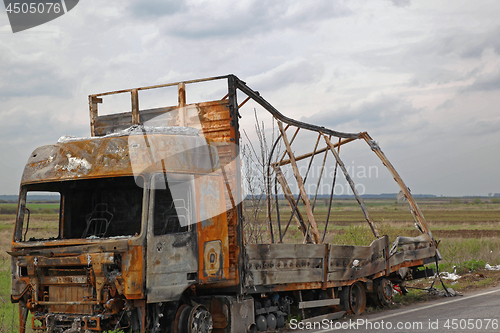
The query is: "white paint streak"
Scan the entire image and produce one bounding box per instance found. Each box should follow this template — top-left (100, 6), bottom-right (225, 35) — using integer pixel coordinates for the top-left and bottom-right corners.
top-left (64, 154), bottom-right (91, 172)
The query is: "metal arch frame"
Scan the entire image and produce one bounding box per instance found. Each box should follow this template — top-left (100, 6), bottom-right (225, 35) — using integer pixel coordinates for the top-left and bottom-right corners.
top-left (88, 74), bottom-right (437, 249)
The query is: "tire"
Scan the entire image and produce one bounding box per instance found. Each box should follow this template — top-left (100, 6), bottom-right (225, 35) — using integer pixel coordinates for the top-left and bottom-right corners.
top-left (174, 304), bottom-right (213, 333)
top-left (374, 278), bottom-right (393, 307)
top-left (339, 282), bottom-right (367, 315)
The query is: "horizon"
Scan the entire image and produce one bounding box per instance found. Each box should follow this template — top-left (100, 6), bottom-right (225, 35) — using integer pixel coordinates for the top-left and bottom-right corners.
top-left (2, 192), bottom-right (500, 203)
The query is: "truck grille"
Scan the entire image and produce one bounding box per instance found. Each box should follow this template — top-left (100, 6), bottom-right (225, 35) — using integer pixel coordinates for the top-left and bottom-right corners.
top-left (49, 286), bottom-right (93, 314)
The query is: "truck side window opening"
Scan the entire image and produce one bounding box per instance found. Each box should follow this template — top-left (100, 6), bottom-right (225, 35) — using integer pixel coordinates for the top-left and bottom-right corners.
top-left (19, 191), bottom-right (61, 242)
top-left (153, 179), bottom-right (191, 235)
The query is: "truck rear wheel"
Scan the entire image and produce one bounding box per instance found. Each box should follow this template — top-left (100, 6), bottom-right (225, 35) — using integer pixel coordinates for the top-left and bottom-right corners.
top-left (374, 278), bottom-right (393, 307)
top-left (340, 282), bottom-right (366, 315)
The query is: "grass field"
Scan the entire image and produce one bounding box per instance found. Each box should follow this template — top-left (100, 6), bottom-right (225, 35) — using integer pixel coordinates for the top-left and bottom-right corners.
top-left (0, 197), bottom-right (499, 331)
top-left (0, 260), bottom-right (19, 333)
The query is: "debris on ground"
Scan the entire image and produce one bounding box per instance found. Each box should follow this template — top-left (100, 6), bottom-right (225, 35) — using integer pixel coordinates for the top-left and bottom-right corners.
top-left (485, 263), bottom-right (500, 271)
top-left (440, 271), bottom-right (461, 281)
top-left (424, 286), bottom-right (459, 297)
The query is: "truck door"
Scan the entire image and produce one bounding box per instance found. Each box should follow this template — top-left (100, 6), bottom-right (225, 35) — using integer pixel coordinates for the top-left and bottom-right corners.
top-left (195, 174), bottom-right (230, 284)
top-left (146, 174), bottom-right (198, 303)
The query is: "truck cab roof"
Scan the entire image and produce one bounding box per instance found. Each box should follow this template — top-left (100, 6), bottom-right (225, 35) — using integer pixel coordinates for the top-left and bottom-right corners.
top-left (21, 126), bottom-right (219, 185)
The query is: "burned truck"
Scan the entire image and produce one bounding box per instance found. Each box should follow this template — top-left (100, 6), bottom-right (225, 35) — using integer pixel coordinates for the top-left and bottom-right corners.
top-left (11, 75), bottom-right (440, 332)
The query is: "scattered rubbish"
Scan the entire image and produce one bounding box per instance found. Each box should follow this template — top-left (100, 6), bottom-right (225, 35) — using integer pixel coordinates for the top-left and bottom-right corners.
top-left (485, 263), bottom-right (500, 271)
top-left (393, 285), bottom-right (402, 294)
top-left (440, 272), bottom-right (461, 280)
top-left (424, 287), bottom-right (458, 297)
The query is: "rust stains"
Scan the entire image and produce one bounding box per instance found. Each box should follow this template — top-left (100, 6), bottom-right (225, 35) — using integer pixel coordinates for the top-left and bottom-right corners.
top-left (21, 134), bottom-right (220, 186)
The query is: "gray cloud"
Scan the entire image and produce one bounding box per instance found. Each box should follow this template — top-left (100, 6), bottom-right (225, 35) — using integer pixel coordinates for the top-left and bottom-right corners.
top-left (0, 99), bottom-right (88, 193)
top-left (352, 25), bottom-right (500, 89)
top-left (419, 27), bottom-right (500, 60)
top-left (464, 69), bottom-right (500, 92)
top-left (437, 99), bottom-right (454, 110)
top-left (389, 0), bottom-right (411, 8)
top-left (127, 0), bottom-right (351, 39)
top-left (465, 118), bottom-right (500, 136)
top-left (0, 47), bottom-right (73, 98)
top-left (460, 27), bottom-right (500, 59)
top-left (0, 99), bottom-right (87, 143)
top-left (127, 0), bottom-right (187, 18)
top-left (247, 59), bottom-right (323, 92)
top-left (301, 95), bottom-right (424, 132)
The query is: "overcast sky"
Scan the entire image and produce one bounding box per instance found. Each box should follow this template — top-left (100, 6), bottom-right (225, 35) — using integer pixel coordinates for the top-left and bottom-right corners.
top-left (1, 0), bottom-right (499, 196)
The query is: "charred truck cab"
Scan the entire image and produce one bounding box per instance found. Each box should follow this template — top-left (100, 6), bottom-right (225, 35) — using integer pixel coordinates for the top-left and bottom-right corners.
top-left (12, 131), bottom-right (231, 332)
top-left (11, 75), bottom-right (440, 333)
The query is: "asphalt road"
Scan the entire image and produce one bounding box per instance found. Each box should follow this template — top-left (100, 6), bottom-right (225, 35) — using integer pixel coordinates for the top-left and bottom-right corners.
top-left (288, 288), bottom-right (500, 333)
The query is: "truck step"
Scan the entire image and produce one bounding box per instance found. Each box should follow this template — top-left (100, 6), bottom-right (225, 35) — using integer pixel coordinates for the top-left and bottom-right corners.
top-left (298, 298), bottom-right (340, 309)
top-left (302, 311), bottom-right (346, 323)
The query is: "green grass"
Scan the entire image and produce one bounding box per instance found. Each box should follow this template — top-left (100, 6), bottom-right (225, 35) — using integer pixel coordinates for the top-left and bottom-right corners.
top-left (326, 223), bottom-right (417, 246)
top-left (0, 203), bottom-right (59, 215)
top-left (438, 238), bottom-right (500, 268)
top-left (331, 224), bottom-right (500, 264)
top-left (0, 260), bottom-right (20, 333)
top-left (393, 288), bottom-right (428, 305)
top-left (262, 198), bottom-right (500, 230)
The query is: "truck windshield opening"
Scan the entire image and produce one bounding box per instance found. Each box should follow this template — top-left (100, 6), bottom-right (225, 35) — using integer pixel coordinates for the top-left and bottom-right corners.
top-left (17, 176), bottom-right (144, 242)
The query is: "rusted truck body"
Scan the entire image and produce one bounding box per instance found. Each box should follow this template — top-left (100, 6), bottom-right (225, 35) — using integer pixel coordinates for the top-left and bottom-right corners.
top-left (11, 75), bottom-right (440, 332)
